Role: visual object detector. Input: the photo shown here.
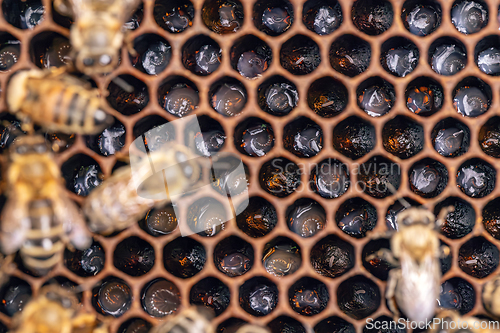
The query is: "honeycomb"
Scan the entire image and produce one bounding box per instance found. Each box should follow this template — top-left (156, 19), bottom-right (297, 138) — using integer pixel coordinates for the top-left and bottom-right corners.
top-left (0, 0), bottom-right (499, 332)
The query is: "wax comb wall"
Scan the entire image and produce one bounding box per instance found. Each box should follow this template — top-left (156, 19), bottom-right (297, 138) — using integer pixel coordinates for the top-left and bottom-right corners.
top-left (0, 0), bottom-right (499, 332)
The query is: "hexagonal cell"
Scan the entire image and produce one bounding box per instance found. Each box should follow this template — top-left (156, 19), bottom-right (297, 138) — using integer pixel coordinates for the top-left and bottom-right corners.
top-left (380, 37), bottom-right (419, 77)
top-left (315, 316), bottom-right (355, 333)
top-left (64, 240), bottom-right (105, 277)
top-left (332, 116), bottom-right (375, 160)
top-left (432, 117), bottom-right (470, 157)
top-left (263, 236), bottom-right (301, 277)
top-left (259, 157), bottom-right (301, 197)
top-left (183, 115), bottom-right (226, 157)
top-left (357, 77), bottom-right (395, 117)
top-left (118, 318), bottom-right (152, 333)
top-left (154, 0), bottom-right (194, 33)
top-left (217, 318), bottom-right (248, 333)
top-left (453, 77), bottom-right (491, 117)
top-left (429, 37), bottom-right (467, 76)
top-left (107, 74), bottom-right (149, 116)
top-left (210, 76), bottom-right (247, 117)
top-left (139, 204), bottom-right (178, 236)
top-left (130, 34), bottom-right (171, 75)
top-left (357, 155), bottom-right (401, 198)
top-left (286, 198), bottom-right (326, 238)
top-left (336, 198), bottom-right (377, 238)
top-left (2, 0), bottom-right (44, 29)
top-left (268, 316), bottom-right (306, 333)
top-left (456, 158), bottom-right (496, 198)
top-left (202, 0), bottom-right (244, 33)
top-left (230, 35), bottom-right (272, 79)
top-left (439, 278), bottom-right (475, 315)
top-left (310, 234), bottom-right (354, 278)
top-left (239, 276), bottom-right (279, 316)
top-left (479, 116), bottom-right (500, 157)
top-left (141, 278), bottom-right (180, 317)
top-left (362, 238), bottom-right (392, 280)
top-left (408, 158), bottom-right (448, 198)
top-left (351, 0), bottom-right (393, 35)
top-left (132, 115), bottom-right (174, 151)
top-left (288, 277), bottom-right (329, 316)
top-left (45, 132), bottom-right (75, 153)
top-left (329, 34), bottom-right (371, 77)
top-left (236, 196), bottom-right (277, 237)
top-left (190, 277), bottom-right (230, 316)
top-left (0, 277), bottom-right (32, 316)
top-left (114, 236), bottom-right (155, 276)
top-left (210, 153), bottom-right (249, 197)
top-left (92, 276), bottom-right (132, 317)
top-left (84, 118), bottom-right (125, 157)
top-left (182, 35), bottom-right (221, 76)
top-left (187, 197), bottom-right (227, 237)
top-left (402, 0), bottom-right (441, 36)
top-left (307, 77), bottom-right (348, 118)
top-left (158, 76), bottom-right (199, 117)
top-left (458, 237), bottom-right (499, 278)
top-left (386, 197), bottom-right (421, 231)
top-left (475, 35), bottom-right (500, 76)
top-left (337, 275), bottom-right (381, 320)
top-left (382, 116), bottom-right (424, 159)
top-left (61, 154), bottom-right (103, 196)
top-left (363, 316), bottom-right (405, 333)
top-left (283, 117), bottom-right (322, 158)
top-left (435, 197), bottom-right (475, 239)
top-left (303, 0), bottom-right (342, 35)
top-left (163, 237), bottom-right (206, 278)
top-left (0, 33), bottom-right (20, 72)
top-left (405, 76), bottom-right (443, 117)
top-left (30, 31), bottom-right (71, 68)
top-left (234, 117), bottom-right (274, 157)
top-left (280, 35), bottom-right (321, 75)
top-left (258, 76), bottom-right (298, 117)
top-left (310, 158), bottom-right (349, 199)
top-left (253, 0), bottom-right (293, 36)
top-left (451, 0), bottom-right (488, 35)
top-left (214, 236), bottom-right (254, 277)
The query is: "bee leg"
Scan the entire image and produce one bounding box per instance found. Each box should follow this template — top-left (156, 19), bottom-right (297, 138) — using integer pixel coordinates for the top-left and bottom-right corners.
top-left (365, 248), bottom-right (399, 267)
top-left (386, 269), bottom-right (402, 320)
top-left (125, 33), bottom-right (137, 57)
top-left (435, 205), bottom-right (455, 228)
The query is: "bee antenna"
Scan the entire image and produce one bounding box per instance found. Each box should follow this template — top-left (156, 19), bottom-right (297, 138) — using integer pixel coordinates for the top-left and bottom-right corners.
top-left (112, 76), bottom-right (134, 93)
top-left (385, 182), bottom-right (411, 209)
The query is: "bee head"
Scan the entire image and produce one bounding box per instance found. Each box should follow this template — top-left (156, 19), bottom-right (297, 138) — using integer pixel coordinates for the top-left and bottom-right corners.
top-left (10, 135), bottom-right (50, 157)
top-left (398, 207), bottom-right (435, 228)
top-left (76, 51), bottom-right (119, 75)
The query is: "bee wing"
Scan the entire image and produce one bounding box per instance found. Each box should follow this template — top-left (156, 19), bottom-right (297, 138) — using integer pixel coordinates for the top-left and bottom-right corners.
top-left (0, 197), bottom-right (28, 255)
top-left (59, 197), bottom-right (92, 250)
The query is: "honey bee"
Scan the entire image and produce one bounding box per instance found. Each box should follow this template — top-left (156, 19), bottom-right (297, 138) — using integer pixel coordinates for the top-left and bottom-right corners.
top-left (0, 254), bottom-right (14, 287)
top-left (83, 143), bottom-right (202, 235)
top-left (233, 325), bottom-right (270, 333)
top-left (483, 276), bottom-right (500, 318)
top-left (11, 285), bottom-right (108, 333)
top-left (6, 68), bottom-right (113, 135)
top-left (366, 206), bottom-right (453, 323)
top-left (0, 134), bottom-right (92, 274)
top-left (53, 0), bottom-right (141, 75)
top-left (428, 310), bottom-right (497, 333)
top-left (150, 306), bottom-right (214, 333)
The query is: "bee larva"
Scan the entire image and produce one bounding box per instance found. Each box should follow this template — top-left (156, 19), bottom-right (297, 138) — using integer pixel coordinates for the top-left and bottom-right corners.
top-left (83, 143), bottom-right (202, 235)
top-left (6, 68), bottom-right (113, 135)
top-left (366, 206), bottom-right (453, 323)
top-left (11, 285), bottom-right (108, 333)
top-left (0, 134), bottom-right (92, 275)
top-left (53, 0), bottom-right (141, 75)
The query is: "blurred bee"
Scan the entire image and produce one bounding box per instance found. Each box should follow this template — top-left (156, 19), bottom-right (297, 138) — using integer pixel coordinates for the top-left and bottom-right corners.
top-left (483, 276), bottom-right (500, 318)
top-left (0, 254), bottom-right (14, 287)
top-left (53, 0), bottom-right (141, 75)
top-left (428, 310), bottom-right (496, 333)
top-left (6, 68), bottom-right (113, 135)
top-left (11, 285), bottom-right (108, 333)
top-left (150, 306), bottom-right (214, 333)
top-left (366, 206), bottom-right (453, 323)
top-left (0, 134), bottom-right (92, 275)
top-left (83, 143), bottom-right (202, 235)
